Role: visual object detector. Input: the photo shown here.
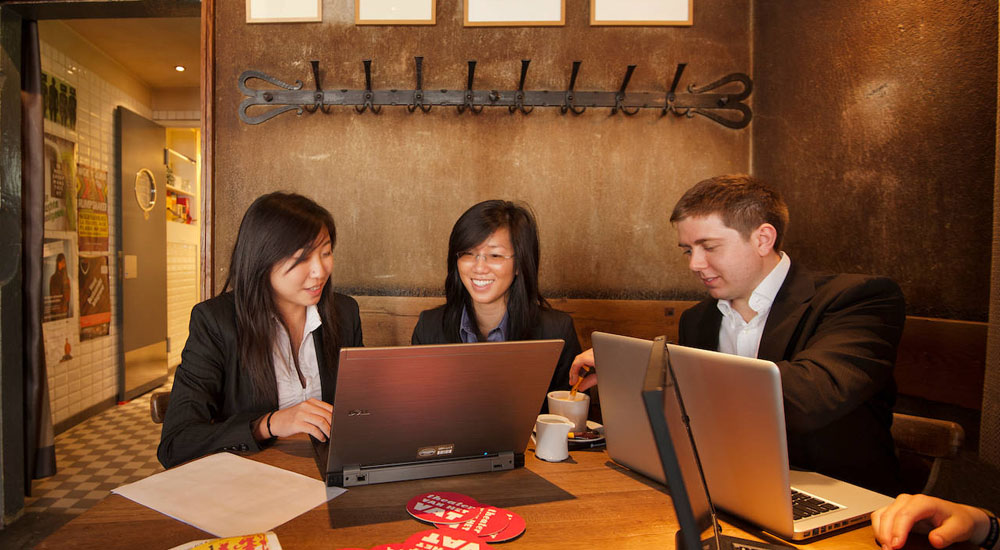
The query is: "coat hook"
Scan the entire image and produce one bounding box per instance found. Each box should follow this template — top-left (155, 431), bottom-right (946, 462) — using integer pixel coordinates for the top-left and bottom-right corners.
top-left (303, 60), bottom-right (331, 114)
top-left (510, 59), bottom-right (533, 114)
top-left (662, 62), bottom-right (688, 116)
top-left (407, 56), bottom-right (431, 113)
top-left (561, 60), bottom-right (585, 115)
top-left (457, 60), bottom-right (482, 114)
top-left (356, 59), bottom-right (381, 114)
top-left (611, 64), bottom-right (640, 116)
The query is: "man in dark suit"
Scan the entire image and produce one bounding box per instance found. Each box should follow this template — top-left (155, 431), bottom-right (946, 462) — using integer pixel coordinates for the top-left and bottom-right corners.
top-left (572, 174), bottom-right (904, 495)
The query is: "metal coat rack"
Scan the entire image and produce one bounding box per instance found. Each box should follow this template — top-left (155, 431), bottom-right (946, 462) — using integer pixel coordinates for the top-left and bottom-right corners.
top-left (238, 58), bottom-right (752, 129)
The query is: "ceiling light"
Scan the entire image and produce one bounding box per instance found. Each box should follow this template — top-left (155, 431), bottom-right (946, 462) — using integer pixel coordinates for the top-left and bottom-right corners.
top-left (175, 65), bottom-right (186, 72)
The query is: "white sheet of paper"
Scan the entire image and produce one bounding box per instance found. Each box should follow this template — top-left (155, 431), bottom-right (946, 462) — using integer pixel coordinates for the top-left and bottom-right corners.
top-left (113, 453), bottom-right (346, 537)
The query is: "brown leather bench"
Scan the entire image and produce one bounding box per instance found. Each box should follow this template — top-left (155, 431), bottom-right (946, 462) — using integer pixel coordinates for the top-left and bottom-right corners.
top-left (356, 296), bottom-right (987, 412)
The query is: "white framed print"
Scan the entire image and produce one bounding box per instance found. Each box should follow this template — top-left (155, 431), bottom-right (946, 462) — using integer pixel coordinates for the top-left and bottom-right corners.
top-left (465, 0), bottom-right (565, 27)
top-left (246, 0), bottom-right (322, 23)
top-left (356, 0), bottom-right (436, 25)
top-left (591, 0), bottom-right (692, 26)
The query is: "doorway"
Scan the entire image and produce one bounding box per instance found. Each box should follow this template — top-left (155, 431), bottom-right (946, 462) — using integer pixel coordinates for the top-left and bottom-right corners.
top-left (0, 0), bottom-right (211, 527)
top-left (35, 14), bottom-right (203, 423)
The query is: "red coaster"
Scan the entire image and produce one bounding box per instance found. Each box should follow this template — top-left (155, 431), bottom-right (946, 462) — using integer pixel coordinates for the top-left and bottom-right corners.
top-left (444, 505), bottom-right (510, 537)
top-left (483, 509), bottom-right (526, 543)
top-left (369, 545), bottom-right (409, 550)
top-left (406, 527), bottom-right (494, 550)
top-left (406, 492), bottom-right (482, 524)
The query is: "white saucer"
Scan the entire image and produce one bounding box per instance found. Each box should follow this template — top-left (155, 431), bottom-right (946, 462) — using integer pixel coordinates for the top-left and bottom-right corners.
top-left (568, 420), bottom-right (605, 443)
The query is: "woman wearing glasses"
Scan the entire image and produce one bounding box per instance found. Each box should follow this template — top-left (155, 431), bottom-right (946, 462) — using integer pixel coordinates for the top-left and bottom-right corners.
top-left (158, 192), bottom-right (363, 468)
top-left (411, 200), bottom-right (581, 396)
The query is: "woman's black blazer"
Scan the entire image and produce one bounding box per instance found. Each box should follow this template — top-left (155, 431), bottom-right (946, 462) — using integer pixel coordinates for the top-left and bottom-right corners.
top-left (157, 291), bottom-right (363, 468)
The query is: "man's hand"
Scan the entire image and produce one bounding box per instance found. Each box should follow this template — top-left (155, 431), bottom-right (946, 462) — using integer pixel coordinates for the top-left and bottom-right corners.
top-left (568, 348), bottom-right (599, 391)
top-left (871, 493), bottom-right (991, 550)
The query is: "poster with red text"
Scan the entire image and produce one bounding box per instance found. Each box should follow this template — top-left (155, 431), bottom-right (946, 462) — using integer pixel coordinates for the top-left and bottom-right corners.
top-left (77, 164), bottom-right (109, 253)
top-left (78, 255), bottom-right (111, 340)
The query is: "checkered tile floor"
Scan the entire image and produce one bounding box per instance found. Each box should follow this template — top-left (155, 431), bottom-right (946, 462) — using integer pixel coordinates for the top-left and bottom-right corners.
top-left (25, 385), bottom-right (170, 516)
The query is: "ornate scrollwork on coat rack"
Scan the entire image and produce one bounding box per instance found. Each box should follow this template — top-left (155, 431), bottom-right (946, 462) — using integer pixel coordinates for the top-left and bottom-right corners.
top-left (238, 58), bottom-right (752, 129)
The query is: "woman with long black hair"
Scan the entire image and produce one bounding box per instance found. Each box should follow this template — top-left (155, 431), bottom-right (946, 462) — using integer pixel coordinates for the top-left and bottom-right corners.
top-left (411, 200), bottom-right (581, 396)
top-left (158, 192), bottom-right (362, 468)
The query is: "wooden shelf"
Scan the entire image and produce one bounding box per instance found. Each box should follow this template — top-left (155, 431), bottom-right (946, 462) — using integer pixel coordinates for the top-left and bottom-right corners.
top-left (166, 184), bottom-right (195, 197)
top-left (165, 147), bottom-right (196, 164)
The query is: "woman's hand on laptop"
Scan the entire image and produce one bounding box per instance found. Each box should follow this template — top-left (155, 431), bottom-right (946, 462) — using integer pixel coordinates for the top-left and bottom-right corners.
top-left (264, 399), bottom-right (334, 441)
top-left (871, 493), bottom-right (992, 550)
top-left (569, 349), bottom-right (599, 392)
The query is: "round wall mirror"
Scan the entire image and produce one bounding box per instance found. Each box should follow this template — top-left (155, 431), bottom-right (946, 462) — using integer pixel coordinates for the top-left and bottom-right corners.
top-left (134, 168), bottom-right (157, 213)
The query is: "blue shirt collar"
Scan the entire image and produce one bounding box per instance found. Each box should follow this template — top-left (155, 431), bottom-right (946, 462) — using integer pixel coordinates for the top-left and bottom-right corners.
top-left (459, 307), bottom-right (509, 343)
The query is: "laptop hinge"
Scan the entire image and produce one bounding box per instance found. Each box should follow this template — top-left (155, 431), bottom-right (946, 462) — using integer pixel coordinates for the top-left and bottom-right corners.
top-left (341, 464), bottom-right (365, 486)
top-left (494, 451), bottom-right (514, 470)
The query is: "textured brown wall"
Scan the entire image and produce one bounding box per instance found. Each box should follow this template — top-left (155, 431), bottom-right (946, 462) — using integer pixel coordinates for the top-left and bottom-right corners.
top-left (981, 7), bottom-right (1000, 466)
top-left (753, 1), bottom-right (997, 321)
top-left (213, 0), bottom-right (752, 298)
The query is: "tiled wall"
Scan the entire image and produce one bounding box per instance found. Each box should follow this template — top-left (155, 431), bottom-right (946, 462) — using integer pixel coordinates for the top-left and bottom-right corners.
top-left (153, 110), bottom-right (199, 123)
top-left (166, 242), bottom-right (198, 367)
top-left (40, 39), bottom-right (152, 429)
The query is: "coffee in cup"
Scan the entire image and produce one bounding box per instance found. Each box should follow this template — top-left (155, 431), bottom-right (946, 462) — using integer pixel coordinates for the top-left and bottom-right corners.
top-left (546, 390), bottom-right (590, 433)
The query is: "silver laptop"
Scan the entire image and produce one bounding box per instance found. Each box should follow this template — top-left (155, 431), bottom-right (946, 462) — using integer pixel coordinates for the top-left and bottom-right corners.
top-left (642, 336), bottom-right (793, 550)
top-left (592, 332), bottom-right (667, 484)
top-left (595, 332), bottom-right (893, 541)
top-left (315, 340), bottom-right (563, 487)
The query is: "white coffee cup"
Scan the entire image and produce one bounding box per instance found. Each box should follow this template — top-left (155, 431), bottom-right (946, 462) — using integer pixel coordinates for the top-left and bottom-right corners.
top-left (546, 390), bottom-right (590, 433)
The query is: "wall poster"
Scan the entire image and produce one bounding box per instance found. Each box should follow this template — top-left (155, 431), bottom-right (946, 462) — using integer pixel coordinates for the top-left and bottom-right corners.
top-left (77, 164), bottom-right (109, 253)
top-left (41, 71), bottom-right (77, 130)
top-left (590, 0), bottom-right (692, 26)
top-left (356, 0), bottom-right (435, 25)
top-left (464, 0), bottom-right (564, 26)
top-left (78, 255), bottom-right (111, 340)
top-left (44, 133), bottom-right (77, 232)
top-left (43, 235), bottom-right (77, 323)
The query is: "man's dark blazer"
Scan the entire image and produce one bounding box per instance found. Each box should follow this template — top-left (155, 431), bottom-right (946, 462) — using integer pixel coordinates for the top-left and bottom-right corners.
top-left (678, 261), bottom-right (905, 495)
top-left (411, 306), bottom-right (583, 397)
top-left (157, 292), bottom-right (363, 468)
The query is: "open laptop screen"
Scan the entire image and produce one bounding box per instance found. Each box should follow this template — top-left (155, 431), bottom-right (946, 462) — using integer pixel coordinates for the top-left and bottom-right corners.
top-left (320, 340), bottom-right (564, 486)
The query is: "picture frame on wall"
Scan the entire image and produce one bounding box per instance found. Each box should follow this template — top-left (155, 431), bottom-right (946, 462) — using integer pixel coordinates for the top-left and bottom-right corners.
top-left (246, 0), bottom-right (322, 23)
top-left (590, 0), bottom-right (692, 26)
top-left (356, 0), bottom-right (436, 25)
top-left (465, 0), bottom-right (565, 27)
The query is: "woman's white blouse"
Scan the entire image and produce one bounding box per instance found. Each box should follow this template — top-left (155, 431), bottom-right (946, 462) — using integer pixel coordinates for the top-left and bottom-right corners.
top-left (272, 305), bottom-right (323, 409)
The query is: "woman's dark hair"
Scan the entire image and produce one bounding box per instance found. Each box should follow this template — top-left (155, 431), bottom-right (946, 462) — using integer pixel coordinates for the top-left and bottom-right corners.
top-left (222, 192), bottom-right (340, 402)
top-left (442, 200), bottom-right (550, 341)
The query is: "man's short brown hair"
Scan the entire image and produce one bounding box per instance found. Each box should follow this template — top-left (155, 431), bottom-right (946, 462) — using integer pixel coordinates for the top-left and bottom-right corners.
top-left (669, 174), bottom-right (790, 250)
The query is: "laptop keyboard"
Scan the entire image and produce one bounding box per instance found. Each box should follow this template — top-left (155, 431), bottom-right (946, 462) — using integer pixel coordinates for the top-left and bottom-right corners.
top-left (791, 489), bottom-right (843, 520)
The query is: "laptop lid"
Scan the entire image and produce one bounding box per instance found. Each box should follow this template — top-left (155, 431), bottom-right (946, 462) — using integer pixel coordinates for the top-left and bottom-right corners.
top-left (665, 344), bottom-right (894, 541)
top-left (642, 337), bottom-right (795, 550)
top-left (592, 332), bottom-right (665, 484)
top-left (640, 337), bottom-right (714, 550)
top-left (318, 340), bottom-right (563, 487)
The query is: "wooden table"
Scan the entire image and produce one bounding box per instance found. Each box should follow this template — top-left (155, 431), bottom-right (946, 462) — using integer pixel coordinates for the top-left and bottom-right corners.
top-left (37, 437), bottom-right (922, 549)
